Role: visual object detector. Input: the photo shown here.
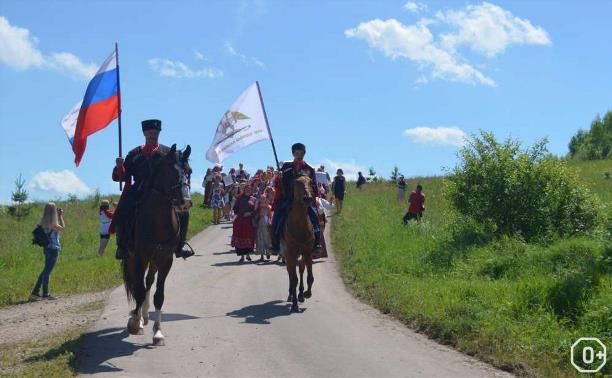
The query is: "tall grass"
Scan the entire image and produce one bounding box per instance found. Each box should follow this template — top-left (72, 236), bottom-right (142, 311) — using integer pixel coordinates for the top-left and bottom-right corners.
top-left (570, 158), bottom-right (612, 234)
top-left (0, 193), bottom-right (211, 307)
top-left (332, 167), bottom-right (611, 377)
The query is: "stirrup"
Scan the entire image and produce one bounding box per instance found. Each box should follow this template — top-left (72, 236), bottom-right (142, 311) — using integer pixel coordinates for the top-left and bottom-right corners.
top-left (178, 242), bottom-right (195, 259)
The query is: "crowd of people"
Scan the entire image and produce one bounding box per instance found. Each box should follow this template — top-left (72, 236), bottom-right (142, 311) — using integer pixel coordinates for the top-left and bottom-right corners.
top-left (200, 161), bottom-right (345, 263)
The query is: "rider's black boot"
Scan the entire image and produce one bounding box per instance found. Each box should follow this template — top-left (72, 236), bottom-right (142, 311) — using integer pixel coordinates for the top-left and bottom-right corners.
top-left (175, 211), bottom-right (195, 259)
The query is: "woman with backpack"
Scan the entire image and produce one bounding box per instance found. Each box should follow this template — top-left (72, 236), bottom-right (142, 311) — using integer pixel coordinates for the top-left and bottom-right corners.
top-left (30, 202), bottom-right (64, 301)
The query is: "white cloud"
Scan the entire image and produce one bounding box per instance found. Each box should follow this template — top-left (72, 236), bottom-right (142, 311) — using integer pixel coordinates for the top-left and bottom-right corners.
top-left (415, 74), bottom-right (429, 84)
top-left (0, 16), bottom-right (97, 80)
top-left (28, 170), bottom-right (92, 197)
top-left (402, 127), bottom-right (467, 147)
top-left (225, 42), bottom-right (266, 69)
top-left (346, 2), bottom-right (551, 86)
top-left (345, 18), bottom-right (495, 86)
top-left (194, 50), bottom-right (206, 61)
top-left (148, 58), bottom-right (223, 79)
top-left (320, 159), bottom-right (367, 181)
top-left (252, 57), bottom-right (266, 68)
top-left (404, 1), bottom-right (427, 13)
top-left (0, 16), bottom-right (45, 70)
top-left (437, 2), bottom-right (551, 58)
top-left (48, 52), bottom-right (97, 79)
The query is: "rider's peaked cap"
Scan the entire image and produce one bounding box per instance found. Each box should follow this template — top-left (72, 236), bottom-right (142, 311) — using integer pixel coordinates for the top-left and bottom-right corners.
top-left (142, 119), bottom-right (162, 131)
top-left (291, 143), bottom-right (306, 153)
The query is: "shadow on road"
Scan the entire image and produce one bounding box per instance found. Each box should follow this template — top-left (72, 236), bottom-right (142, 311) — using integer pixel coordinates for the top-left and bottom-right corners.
top-left (226, 300), bottom-right (306, 324)
top-left (210, 260), bottom-right (248, 267)
top-left (146, 312), bottom-right (200, 322)
top-left (212, 250), bottom-right (236, 255)
top-left (76, 327), bottom-right (152, 374)
top-left (76, 312), bottom-right (200, 374)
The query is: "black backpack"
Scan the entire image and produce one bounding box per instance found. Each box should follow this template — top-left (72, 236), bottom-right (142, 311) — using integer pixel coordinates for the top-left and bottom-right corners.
top-left (32, 225), bottom-right (51, 247)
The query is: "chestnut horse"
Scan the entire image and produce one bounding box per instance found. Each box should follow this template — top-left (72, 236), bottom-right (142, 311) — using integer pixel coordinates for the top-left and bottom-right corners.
top-left (122, 144), bottom-right (192, 345)
top-left (282, 175), bottom-right (315, 313)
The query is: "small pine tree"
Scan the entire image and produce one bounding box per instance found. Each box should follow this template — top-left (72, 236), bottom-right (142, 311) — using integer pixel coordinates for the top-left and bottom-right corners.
top-left (367, 167), bottom-right (376, 182)
top-left (10, 174), bottom-right (30, 220)
top-left (390, 165), bottom-right (400, 182)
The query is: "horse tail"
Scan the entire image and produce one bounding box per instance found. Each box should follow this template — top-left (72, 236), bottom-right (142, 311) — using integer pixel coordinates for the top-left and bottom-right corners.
top-left (121, 256), bottom-right (136, 303)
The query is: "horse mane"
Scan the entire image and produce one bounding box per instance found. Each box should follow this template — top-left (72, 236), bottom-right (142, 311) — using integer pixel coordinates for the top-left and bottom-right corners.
top-left (284, 175), bottom-right (315, 248)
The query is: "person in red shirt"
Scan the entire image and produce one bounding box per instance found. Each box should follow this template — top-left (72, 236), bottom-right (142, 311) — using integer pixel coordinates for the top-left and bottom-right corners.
top-left (402, 184), bottom-right (425, 224)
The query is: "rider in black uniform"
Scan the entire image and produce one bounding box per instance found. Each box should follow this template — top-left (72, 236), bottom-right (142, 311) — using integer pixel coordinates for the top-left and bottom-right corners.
top-left (112, 119), bottom-right (194, 260)
top-left (270, 142), bottom-right (323, 254)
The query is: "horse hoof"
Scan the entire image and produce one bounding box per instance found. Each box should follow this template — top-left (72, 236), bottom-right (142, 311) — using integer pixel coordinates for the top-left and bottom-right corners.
top-left (153, 330), bottom-right (165, 346)
top-left (290, 304), bottom-right (299, 313)
top-left (127, 320), bottom-right (141, 335)
top-left (143, 317), bottom-right (149, 326)
top-left (304, 291), bottom-right (312, 299)
top-left (298, 293), bottom-right (305, 303)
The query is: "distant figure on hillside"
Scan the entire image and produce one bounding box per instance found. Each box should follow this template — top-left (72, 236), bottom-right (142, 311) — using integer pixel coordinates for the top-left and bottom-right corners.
top-left (30, 202), bottom-right (65, 301)
top-left (604, 171), bottom-right (611, 180)
top-left (356, 171), bottom-right (366, 190)
top-left (402, 184), bottom-right (425, 224)
top-left (332, 169), bottom-right (346, 215)
top-left (97, 200), bottom-right (114, 256)
top-left (397, 175), bottom-right (407, 202)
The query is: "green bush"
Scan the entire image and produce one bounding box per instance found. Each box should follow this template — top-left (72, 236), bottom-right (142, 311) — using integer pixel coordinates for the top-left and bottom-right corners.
top-left (446, 132), bottom-right (604, 241)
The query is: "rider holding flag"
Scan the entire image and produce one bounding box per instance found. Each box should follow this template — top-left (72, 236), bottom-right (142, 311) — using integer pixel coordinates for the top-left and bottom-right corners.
top-left (112, 119), bottom-right (194, 260)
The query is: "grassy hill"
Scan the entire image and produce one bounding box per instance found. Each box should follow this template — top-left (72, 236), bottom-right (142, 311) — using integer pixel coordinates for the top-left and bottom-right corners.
top-left (0, 193), bottom-right (211, 307)
top-left (569, 158), bottom-right (612, 229)
top-left (332, 160), bottom-right (611, 377)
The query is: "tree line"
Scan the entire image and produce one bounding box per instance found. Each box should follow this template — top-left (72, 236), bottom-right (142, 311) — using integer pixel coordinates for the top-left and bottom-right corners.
top-left (568, 110), bottom-right (612, 160)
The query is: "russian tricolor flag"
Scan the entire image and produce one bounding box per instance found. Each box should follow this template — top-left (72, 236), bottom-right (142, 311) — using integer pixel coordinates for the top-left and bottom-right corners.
top-left (61, 49), bottom-right (119, 166)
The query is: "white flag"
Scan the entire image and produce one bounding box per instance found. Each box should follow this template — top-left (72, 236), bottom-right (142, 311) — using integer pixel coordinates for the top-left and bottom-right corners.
top-left (206, 83), bottom-right (271, 163)
top-left (60, 101), bottom-right (82, 146)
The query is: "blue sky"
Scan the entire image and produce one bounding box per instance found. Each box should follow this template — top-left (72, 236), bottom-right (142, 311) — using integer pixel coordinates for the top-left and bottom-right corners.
top-left (1, 1), bottom-right (611, 203)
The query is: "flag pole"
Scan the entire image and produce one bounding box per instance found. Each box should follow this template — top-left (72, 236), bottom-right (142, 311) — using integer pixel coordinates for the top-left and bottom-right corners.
top-left (255, 81), bottom-right (280, 170)
top-left (115, 42), bottom-right (123, 191)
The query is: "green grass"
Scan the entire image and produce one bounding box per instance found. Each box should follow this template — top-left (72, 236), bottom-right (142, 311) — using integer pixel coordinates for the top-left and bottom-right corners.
top-left (332, 166), bottom-right (611, 377)
top-left (0, 192), bottom-right (211, 307)
top-left (0, 327), bottom-right (87, 377)
top-left (0, 299), bottom-right (105, 377)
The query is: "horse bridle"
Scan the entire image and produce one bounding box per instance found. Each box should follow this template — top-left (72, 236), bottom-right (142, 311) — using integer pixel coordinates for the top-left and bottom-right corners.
top-left (147, 152), bottom-right (191, 208)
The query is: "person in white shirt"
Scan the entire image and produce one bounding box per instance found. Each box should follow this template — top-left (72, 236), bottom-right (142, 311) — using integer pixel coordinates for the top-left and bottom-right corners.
top-left (98, 200), bottom-right (114, 256)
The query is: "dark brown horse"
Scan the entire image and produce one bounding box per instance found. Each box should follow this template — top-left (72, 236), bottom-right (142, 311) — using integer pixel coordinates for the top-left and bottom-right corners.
top-left (282, 175), bottom-right (315, 313)
top-left (122, 144), bottom-right (192, 345)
